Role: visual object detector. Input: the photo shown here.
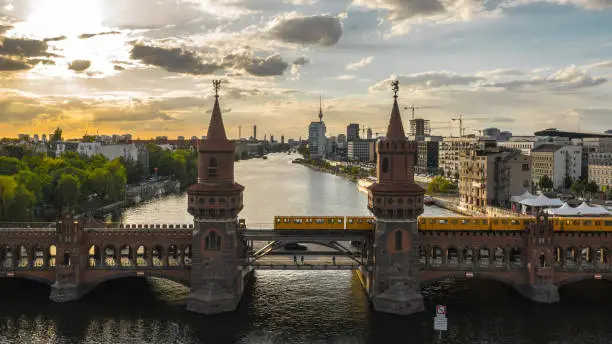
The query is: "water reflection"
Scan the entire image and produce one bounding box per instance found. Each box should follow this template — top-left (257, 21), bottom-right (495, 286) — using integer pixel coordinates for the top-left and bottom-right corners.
top-left (3, 154), bottom-right (610, 343)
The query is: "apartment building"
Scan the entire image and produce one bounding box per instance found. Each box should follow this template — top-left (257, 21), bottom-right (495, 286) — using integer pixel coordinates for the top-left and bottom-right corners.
top-left (531, 144), bottom-right (582, 189)
top-left (588, 152), bottom-right (612, 190)
top-left (439, 137), bottom-right (496, 178)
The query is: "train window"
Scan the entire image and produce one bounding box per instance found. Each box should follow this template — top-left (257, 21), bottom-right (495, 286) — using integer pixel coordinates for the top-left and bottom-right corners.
top-left (502, 220), bottom-right (508, 225)
top-left (482, 220), bottom-right (488, 224)
top-left (439, 220), bottom-right (448, 224)
top-left (338, 219), bottom-right (343, 224)
top-left (420, 219), bottom-right (426, 224)
top-left (451, 220), bottom-right (458, 225)
top-left (582, 220), bottom-right (592, 226)
top-left (294, 219), bottom-right (302, 224)
top-left (511, 220), bottom-right (519, 225)
top-left (316, 219), bottom-right (324, 224)
top-left (605, 221), bottom-right (612, 226)
top-left (493, 220), bottom-right (498, 225)
top-left (461, 219), bottom-right (469, 224)
top-left (348, 219), bottom-right (354, 224)
top-left (595, 221), bottom-right (601, 226)
top-left (573, 221), bottom-right (579, 225)
top-left (306, 219), bottom-right (313, 223)
top-left (276, 218), bottom-right (281, 223)
top-left (358, 219), bottom-right (364, 224)
top-left (429, 219), bottom-right (435, 224)
top-left (284, 219), bottom-right (290, 223)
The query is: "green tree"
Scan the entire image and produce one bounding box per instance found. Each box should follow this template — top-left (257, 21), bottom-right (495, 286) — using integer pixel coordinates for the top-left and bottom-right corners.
top-left (51, 127), bottom-right (63, 142)
top-left (570, 179), bottom-right (586, 196)
top-left (56, 174), bottom-right (80, 210)
top-left (8, 185), bottom-right (36, 220)
top-left (539, 175), bottom-right (554, 190)
top-left (0, 156), bottom-right (25, 175)
top-left (586, 181), bottom-right (599, 194)
top-left (563, 175), bottom-right (573, 190)
top-left (0, 175), bottom-right (17, 219)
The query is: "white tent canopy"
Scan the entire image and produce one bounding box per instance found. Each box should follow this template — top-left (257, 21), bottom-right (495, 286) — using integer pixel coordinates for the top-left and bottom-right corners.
top-left (519, 194), bottom-right (564, 207)
top-left (511, 190), bottom-right (537, 203)
top-left (575, 202), bottom-right (610, 216)
top-left (546, 202), bottom-right (579, 216)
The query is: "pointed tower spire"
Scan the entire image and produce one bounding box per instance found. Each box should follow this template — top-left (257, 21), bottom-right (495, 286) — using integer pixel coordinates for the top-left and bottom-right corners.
top-left (386, 80), bottom-right (406, 141)
top-left (318, 95), bottom-right (323, 122)
top-left (206, 80), bottom-right (227, 141)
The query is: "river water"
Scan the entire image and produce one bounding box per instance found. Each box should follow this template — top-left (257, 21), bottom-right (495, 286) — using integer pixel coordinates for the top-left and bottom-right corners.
top-left (1, 153), bottom-right (610, 344)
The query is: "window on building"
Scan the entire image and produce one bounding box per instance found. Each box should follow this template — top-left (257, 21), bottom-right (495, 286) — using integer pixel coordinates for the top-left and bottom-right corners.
top-left (204, 231), bottom-right (222, 250)
top-left (208, 158), bottom-right (219, 178)
top-left (394, 230), bottom-right (403, 251)
top-left (382, 157), bottom-right (389, 173)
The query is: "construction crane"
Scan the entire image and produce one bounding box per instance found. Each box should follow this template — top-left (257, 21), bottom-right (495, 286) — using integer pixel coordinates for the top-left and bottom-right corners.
top-left (452, 114), bottom-right (464, 137)
top-left (404, 103), bottom-right (426, 121)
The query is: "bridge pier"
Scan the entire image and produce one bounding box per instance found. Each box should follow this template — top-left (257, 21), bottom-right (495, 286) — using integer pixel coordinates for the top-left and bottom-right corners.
top-left (520, 284), bottom-right (560, 304)
top-left (49, 282), bottom-right (87, 303)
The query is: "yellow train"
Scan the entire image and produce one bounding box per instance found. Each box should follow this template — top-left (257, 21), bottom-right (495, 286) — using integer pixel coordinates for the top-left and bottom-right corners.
top-left (272, 216), bottom-right (612, 232)
top-left (273, 216), bottom-right (374, 230)
top-left (418, 216), bottom-right (535, 231)
top-left (553, 217), bottom-right (612, 231)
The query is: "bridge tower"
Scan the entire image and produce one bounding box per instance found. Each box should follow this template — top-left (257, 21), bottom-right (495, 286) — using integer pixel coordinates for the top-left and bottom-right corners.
top-left (366, 81), bottom-right (425, 315)
top-left (186, 80), bottom-right (246, 315)
top-left (523, 212), bottom-right (560, 303)
top-left (49, 214), bottom-right (88, 302)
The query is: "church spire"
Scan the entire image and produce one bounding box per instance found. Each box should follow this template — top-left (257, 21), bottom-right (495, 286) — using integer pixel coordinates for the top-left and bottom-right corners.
top-left (386, 80), bottom-right (406, 141)
top-left (206, 80), bottom-right (228, 141)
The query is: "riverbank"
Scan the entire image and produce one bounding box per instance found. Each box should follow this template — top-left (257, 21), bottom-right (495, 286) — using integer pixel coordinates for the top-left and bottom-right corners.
top-left (293, 160), bottom-right (362, 183)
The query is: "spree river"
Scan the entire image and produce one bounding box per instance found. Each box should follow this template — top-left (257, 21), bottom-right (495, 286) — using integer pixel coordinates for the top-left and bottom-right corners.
top-left (1, 153), bottom-right (611, 344)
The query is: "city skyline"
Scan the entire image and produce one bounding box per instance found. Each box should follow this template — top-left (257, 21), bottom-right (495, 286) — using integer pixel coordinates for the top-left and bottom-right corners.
top-left (0, 0), bottom-right (611, 139)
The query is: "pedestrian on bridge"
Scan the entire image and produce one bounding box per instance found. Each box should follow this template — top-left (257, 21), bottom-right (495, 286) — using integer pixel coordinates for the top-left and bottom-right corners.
top-left (293, 255), bottom-right (297, 264)
top-left (332, 256), bottom-right (336, 265)
top-left (300, 256), bottom-right (304, 264)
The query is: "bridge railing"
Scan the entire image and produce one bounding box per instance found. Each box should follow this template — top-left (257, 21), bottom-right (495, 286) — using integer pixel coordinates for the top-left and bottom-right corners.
top-left (84, 223), bottom-right (194, 230)
top-left (240, 223), bottom-right (274, 230)
top-left (0, 222), bottom-right (56, 229)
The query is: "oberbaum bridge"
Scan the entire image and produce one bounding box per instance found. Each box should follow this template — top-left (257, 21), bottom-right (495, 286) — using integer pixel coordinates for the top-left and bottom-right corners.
top-left (1, 80), bottom-right (612, 315)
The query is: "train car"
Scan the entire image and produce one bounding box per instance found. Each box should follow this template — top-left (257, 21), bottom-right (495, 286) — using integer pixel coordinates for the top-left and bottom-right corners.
top-left (418, 217), bottom-right (459, 231)
top-left (553, 217), bottom-right (612, 231)
top-left (273, 216), bottom-right (344, 230)
top-left (346, 216), bottom-right (376, 230)
top-left (490, 217), bottom-right (534, 231)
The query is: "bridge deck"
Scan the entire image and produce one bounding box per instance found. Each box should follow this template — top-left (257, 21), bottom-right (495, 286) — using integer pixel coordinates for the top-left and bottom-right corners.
top-left (250, 264), bottom-right (362, 270)
top-left (242, 229), bottom-right (371, 241)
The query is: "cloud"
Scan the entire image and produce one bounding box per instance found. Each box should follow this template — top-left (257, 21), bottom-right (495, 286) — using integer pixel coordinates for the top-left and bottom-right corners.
top-left (0, 96), bottom-right (61, 122)
top-left (292, 57), bottom-right (310, 65)
top-left (43, 36), bottom-right (66, 42)
top-left (0, 25), bottom-right (11, 34)
top-left (68, 60), bottom-right (91, 72)
top-left (268, 15), bottom-right (343, 46)
top-left (0, 37), bottom-right (53, 57)
top-left (224, 52), bottom-right (289, 76)
top-left (586, 60), bottom-right (612, 69)
top-left (0, 56), bottom-right (31, 70)
top-left (331, 75), bottom-right (356, 80)
top-left (78, 31), bottom-right (121, 39)
top-left (484, 65), bottom-right (606, 91)
top-left (92, 106), bottom-right (177, 123)
top-left (346, 56), bottom-right (373, 70)
top-left (569, 108), bottom-right (612, 118)
top-left (370, 71), bottom-right (484, 91)
top-left (130, 42), bottom-right (221, 75)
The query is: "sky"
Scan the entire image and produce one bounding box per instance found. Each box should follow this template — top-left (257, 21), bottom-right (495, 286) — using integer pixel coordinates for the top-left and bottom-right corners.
top-left (0, 0), bottom-right (611, 140)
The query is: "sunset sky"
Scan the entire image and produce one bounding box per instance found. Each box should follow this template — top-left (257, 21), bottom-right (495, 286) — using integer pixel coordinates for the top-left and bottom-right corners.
top-left (0, 0), bottom-right (611, 140)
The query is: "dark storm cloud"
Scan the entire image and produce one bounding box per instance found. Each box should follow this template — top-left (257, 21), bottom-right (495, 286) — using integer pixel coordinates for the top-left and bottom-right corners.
top-left (78, 31), bottom-right (121, 39)
top-left (268, 15), bottom-right (343, 46)
top-left (292, 57), bottom-right (310, 65)
top-left (0, 56), bottom-right (31, 70)
top-left (130, 43), bottom-right (221, 75)
top-left (68, 60), bottom-right (91, 72)
top-left (130, 42), bottom-right (291, 77)
top-left (224, 53), bottom-right (289, 76)
top-left (0, 37), bottom-right (53, 57)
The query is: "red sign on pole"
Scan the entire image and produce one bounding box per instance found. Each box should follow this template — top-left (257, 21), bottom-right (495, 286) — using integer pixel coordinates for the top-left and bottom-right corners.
top-left (436, 305), bottom-right (446, 315)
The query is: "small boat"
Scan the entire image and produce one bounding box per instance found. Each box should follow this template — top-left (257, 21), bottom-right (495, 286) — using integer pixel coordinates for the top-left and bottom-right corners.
top-left (424, 195), bottom-right (434, 206)
top-left (262, 156), bottom-right (268, 160)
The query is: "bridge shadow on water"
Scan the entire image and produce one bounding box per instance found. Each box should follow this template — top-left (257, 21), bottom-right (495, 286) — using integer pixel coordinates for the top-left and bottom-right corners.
top-left (2, 276), bottom-right (612, 343)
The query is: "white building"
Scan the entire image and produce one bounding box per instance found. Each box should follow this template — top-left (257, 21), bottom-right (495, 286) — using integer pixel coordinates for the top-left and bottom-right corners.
top-left (76, 142), bottom-right (102, 157)
top-left (439, 137), bottom-right (496, 178)
top-left (348, 139), bottom-right (376, 162)
top-left (308, 107), bottom-right (326, 160)
top-left (100, 143), bottom-right (140, 162)
top-left (531, 144), bottom-right (582, 189)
